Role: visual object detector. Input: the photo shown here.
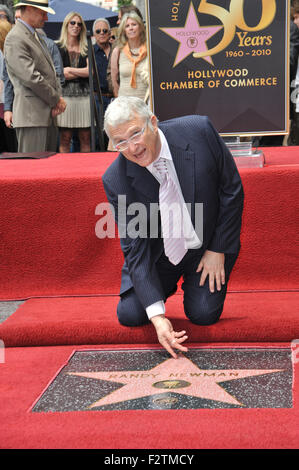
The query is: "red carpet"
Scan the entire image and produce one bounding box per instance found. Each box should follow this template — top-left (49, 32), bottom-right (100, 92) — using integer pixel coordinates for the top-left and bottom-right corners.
top-left (0, 292), bottom-right (299, 347)
top-left (0, 343), bottom-right (298, 449)
top-left (0, 148), bottom-right (298, 300)
top-left (263, 145), bottom-right (299, 166)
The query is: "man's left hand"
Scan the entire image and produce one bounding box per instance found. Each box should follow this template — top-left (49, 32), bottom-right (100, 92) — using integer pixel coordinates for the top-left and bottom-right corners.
top-left (51, 97), bottom-right (67, 117)
top-left (196, 250), bottom-right (225, 293)
top-left (4, 111), bottom-right (13, 128)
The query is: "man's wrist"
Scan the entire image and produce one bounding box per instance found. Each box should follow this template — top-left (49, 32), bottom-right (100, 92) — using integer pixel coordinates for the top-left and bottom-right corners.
top-left (150, 314), bottom-right (166, 327)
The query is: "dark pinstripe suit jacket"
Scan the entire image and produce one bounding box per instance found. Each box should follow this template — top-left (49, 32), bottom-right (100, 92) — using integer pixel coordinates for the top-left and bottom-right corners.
top-left (102, 115), bottom-right (244, 309)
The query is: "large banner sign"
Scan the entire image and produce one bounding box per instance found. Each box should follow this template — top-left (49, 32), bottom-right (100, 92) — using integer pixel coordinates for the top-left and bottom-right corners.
top-left (146, 0), bottom-right (289, 136)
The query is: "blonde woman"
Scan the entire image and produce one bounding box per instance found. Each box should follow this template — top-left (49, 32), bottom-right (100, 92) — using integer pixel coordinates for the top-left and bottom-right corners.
top-left (56, 12), bottom-right (90, 152)
top-left (110, 12), bottom-right (149, 102)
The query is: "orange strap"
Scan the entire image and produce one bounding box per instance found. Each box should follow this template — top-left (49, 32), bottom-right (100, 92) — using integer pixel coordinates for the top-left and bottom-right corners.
top-left (122, 43), bottom-right (147, 88)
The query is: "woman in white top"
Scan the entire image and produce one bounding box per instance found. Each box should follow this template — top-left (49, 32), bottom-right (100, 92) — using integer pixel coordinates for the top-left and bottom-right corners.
top-left (110, 12), bottom-right (149, 102)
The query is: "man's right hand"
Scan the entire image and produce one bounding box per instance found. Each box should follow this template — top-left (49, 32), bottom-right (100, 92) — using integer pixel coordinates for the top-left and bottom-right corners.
top-left (151, 315), bottom-right (188, 359)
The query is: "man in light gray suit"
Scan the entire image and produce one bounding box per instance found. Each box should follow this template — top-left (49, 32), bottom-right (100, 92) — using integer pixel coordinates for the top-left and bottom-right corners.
top-left (4, 0), bottom-right (66, 152)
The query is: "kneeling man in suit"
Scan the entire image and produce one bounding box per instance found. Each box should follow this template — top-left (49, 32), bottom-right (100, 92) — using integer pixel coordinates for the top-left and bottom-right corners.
top-left (103, 97), bottom-right (244, 358)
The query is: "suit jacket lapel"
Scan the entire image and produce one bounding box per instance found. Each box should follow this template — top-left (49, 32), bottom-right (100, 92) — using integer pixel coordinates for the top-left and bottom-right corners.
top-left (169, 143), bottom-right (195, 206)
top-left (126, 158), bottom-right (160, 202)
top-left (34, 32), bottom-right (55, 71)
top-left (17, 22), bottom-right (54, 72)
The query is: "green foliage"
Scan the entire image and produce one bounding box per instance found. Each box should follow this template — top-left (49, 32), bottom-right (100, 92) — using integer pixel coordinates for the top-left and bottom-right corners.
top-left (118, 0), bottom-right (133, 8)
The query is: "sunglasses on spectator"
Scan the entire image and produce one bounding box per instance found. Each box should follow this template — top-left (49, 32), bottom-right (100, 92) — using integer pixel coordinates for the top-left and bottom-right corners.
top-left (70, 21), bottom-right (82, 27)
top-left (95, 28), bottom-right (108, 34)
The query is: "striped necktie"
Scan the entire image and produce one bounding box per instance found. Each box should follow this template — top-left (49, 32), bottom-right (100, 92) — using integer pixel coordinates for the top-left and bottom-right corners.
top-left (154, 158), bottom-right (187, 265)
top-left (34, 30), bottom-right (44, 48)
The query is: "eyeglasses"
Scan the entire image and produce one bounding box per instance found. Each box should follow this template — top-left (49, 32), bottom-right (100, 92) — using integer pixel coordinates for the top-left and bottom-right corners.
top-left (113, 124), bottom-right (147, 151)
top-left (70, 20), bottom-right (82, 27)
top-left (95, 28), bottom-right (108, 34)
top-left (0, 14), bottom-right (8, 20)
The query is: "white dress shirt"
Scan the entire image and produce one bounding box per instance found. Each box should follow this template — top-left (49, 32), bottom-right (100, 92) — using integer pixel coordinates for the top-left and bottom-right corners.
top-left (145, 129), bottom-right (201, 320)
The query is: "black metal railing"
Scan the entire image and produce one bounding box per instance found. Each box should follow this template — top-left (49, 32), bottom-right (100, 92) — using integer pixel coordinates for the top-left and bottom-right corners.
top-left (87, 31), bottom-right (106, 152)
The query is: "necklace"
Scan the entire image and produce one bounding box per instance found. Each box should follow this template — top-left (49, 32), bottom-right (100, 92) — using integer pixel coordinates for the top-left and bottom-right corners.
top-left (130, 47), bottom-right (140, 56)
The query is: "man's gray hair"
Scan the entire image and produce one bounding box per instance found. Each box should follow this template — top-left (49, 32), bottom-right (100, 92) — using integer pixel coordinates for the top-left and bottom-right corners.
top-left (93, 17), bottom-right (110, 34)
top-left (0, 4), bottom-right (12, 22)
top-left (104, 97), bottom-right (154, 136)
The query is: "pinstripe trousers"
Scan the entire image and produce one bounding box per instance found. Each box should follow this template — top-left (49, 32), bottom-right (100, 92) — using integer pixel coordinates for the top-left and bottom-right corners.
top-left (117, 249), bottom-right (239, 327)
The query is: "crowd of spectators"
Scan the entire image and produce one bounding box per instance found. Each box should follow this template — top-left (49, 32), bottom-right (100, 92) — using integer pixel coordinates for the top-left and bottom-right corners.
top-left (0, 1), bottom-right (298, 154)
top-left (0, 1), bottom-right (146, 153)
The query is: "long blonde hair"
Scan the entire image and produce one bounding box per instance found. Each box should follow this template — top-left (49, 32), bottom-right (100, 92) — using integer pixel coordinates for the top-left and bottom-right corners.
top-left (117, 12), bottom-right (146, 50)
top-left (56, 11), bottom-right (88, 56)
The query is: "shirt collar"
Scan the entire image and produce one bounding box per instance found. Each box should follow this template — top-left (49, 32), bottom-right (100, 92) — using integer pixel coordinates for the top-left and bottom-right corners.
top-left (17, 18), bottom-right (35, 35)
top-left (147, 129), bottom-right (172, 172)
top-left (94, 42), bottom-right (110, 53)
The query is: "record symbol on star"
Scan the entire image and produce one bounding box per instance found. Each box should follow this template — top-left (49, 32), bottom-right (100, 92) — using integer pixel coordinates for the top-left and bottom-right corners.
top-left (160, 1), bottom-right (223, 67)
